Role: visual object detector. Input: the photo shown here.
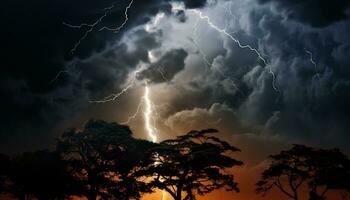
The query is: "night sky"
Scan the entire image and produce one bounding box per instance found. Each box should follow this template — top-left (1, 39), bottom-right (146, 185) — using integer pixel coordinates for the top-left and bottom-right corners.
top-left (1, 0), bottom-right (350, 198)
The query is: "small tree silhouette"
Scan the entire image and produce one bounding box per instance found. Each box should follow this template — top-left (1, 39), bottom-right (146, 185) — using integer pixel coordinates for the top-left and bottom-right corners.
top-left (57, 119), bottom-right (156, 200)
top-left (141, 129), bottom-right (243, 200)
top-left (256, 144), bottom-right (350, 200)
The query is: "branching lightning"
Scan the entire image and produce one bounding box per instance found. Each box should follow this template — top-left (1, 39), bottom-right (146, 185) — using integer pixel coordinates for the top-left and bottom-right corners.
top-left (192, 18), bottom-right (245, 96)
top-left (64, 0), bottom-right (163, 143)
top-left (64, 0), bottom-right (134, 54)
top-left (191, 10), bottom-right (267, 63)
top-left (50, 70), bottom-right (69, 84)
top-left (98, 0), bottom-right (134, 32)
top-left (50, 61), bottom-right (80, 84)
top-left (89, 80), bottom-right (135, 103)
top-left (64, 0), bottom-right (164, 153)
top-left (305, 49), bottom-right (320, 79)
top-left (120, 98), bottom-right (144, 124)
top-left (191, 9), bottom-right (279, 92)
top-left (63, 3), bottom-right (115, 54)
top-left (89, 65), bottom-right (144, 103)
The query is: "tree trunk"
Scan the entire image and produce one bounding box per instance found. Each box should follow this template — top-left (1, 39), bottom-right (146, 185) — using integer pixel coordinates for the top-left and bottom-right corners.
top-left (175, 194), bottom-right (182, 200)
top-left (176, 184), bottom-right (182, 200)
top-left (294, 192), bottom-right (298, 200)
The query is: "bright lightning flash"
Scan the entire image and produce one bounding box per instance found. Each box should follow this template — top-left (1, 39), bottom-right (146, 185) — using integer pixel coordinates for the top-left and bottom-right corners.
top-left (143, 82), bottom-right (158, 143)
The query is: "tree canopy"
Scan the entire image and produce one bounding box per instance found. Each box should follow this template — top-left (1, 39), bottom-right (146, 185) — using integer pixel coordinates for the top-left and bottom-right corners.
top-left (141, 129), bottom-right (243, 200)
top-left (57, 119), bottom-right (156, 200)
top-left (1, 120), bottom-right (349, 200)
top-left (256, 144), bottom-right (350, 200)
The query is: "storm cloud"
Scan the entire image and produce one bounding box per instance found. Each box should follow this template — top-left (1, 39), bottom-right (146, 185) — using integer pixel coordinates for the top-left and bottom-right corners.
top-left (257, 0), bottom-right (350, 27)
top-left (138, 48), bottom-right (188, 83)
top-left (1, 0), bottom-right (350, 154)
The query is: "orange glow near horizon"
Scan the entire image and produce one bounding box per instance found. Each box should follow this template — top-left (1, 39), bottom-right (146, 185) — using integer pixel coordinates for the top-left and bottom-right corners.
top-left (140, 159), bottom-right (345, 200)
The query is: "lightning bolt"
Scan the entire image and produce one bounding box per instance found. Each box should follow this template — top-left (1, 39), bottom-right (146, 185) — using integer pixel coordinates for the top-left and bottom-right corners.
top-left (89, 74), bottom-right (166, 200)
top-left (120, 97), bottom-right (144, 124)
top-left (89, 80), bottom-right (135, 103)
top-left (94, 81), bottom-right (135, 103)
top-left (64, 0), bottom-right (134, 54)
top-left (50, 61), bottom-right (80, 84)
top-left (98, 0), bottom-right (134, 32)
top-left (192, 18), bottom-right (245, 97)
top-left (104, 80), bottom-right (164, 199)
top-left (87, 69), bottom-right (164, 200)
top-left (89, 65), bottom-right (145, 103)
top-left (143, 82), bottom-right (158, 143)
top-left (191, 9), bottom-right (279, 92)
top-left (143, 82), bottom-right (167, 200)
top-left (63, 3), bottom-right (115, 54)
top-left (305, 49), bottom-right (320, 79)
top-left (50, 70), bottom-right (69, 84)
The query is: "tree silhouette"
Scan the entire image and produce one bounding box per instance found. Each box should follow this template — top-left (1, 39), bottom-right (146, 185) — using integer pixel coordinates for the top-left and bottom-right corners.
top-left (0, 150), bottom-right (73, 200)
top-left (256, 144), bottom-right (350, 200)
top-left (141, 129), bottom-right (243, 200)
top-left (57, 119), bottom-right (156, 200)
top-left (107, 136), bottom-right (156, 200)
top-left (308, 148), bottom-right (350, 200)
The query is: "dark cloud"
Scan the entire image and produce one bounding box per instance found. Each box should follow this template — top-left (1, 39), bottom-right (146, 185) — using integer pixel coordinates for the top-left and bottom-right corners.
top-left (149, 1), bottom-right (350, 150)
top-left (1, 0), bottom-right (350, 154)
top-left (232, 1), bottom-right (350, 148)
top-left (0, 0), bottom-right (178, 153)
top-left (257, 0), bottom-right (350, 27)
top-left (174, 10), bottom-right (187, 23)
top-left (138, 49), bottom-right (188, 83)
top-left (76, 29), bottom-right (162, 99)
top-left (0, 0), bottom-right (188, 95)
top-left (0, 12), bottom-right (161, 153)
top-left (183, 0), bottom-right (207, 9)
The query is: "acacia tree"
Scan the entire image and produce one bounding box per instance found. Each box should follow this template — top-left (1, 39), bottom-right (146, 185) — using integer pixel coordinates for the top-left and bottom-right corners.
top-left (308, 148), bottom-right (350, 200)
top-left (256, 144), bottom-right (350, 200)
top-left (142, 129), bottom-right (243, 200)
top-left (107, 137), bottom-right (156, 200)
top-left (57, 119), bottom-right (155, 200)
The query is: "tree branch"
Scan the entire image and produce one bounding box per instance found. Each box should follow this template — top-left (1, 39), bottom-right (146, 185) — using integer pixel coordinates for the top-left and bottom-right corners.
top-left (275, 178), bottom-right (294, 199)
top-left (320, 186), bottom-right (329, 197)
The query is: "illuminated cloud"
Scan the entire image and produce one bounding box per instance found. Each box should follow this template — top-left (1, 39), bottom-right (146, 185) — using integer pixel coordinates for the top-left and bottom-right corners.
top-left (1, 0), bottom-right (350, 154)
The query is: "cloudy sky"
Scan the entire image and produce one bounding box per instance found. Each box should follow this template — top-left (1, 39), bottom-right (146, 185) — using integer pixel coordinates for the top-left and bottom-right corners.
top-left (1, 0), bottom-right (350, 198)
